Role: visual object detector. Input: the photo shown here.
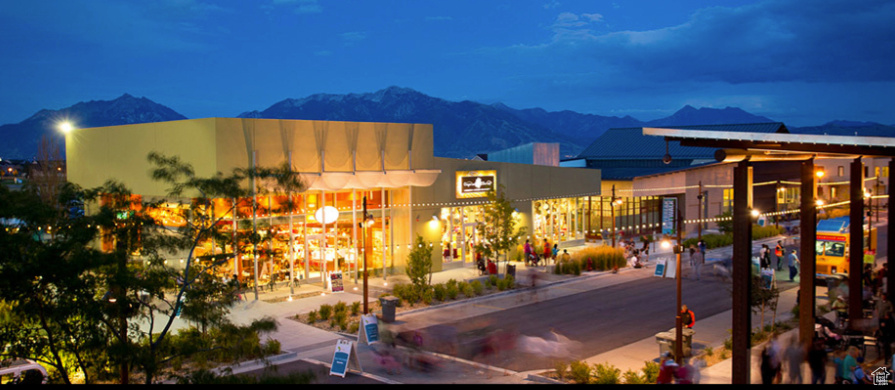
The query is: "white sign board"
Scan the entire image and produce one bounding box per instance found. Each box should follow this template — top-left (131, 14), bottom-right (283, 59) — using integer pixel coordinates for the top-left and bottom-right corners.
top-left (359, 314), bottom-right (380, 345)
top-left (654, 259), bottom-right (667, 277)
top-left (664, 258), bottom-right (677, 279)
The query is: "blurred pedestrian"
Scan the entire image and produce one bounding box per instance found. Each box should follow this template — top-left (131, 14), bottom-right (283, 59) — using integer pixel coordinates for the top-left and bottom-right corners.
top-left (657, 352), bottom-right (677, 384)
top-left (523, 239), bottom-right (532, 266)
top-left (674, 358), bottom-right (696, 384)
top-left (783, 336), bottom-right (805, 384)
top-left (760, 343), bottom-right (776, 384)
top-left (774, 240), bottom-right (784, 271)
top-left (692, 248), bottom-right (704, 281)
top-left (808, 337), bottom-right (828, 384)
top-left (542, 238), bottom-right (551, 264)
top-left (551, 243), bottom-right (558, 263)
top-left (787, 249), bottom-right (800, 282)
top-left (880, 310), bottom-right (894, 365)
top-left (759, 244), bottom-right (770, 269)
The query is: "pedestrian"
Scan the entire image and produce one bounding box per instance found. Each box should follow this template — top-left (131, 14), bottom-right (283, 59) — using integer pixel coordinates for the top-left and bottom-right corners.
top-left (523, 239), bottom-right (532, 266)
top-left (880, 311), bottom-right (894, 365)
top-left (674, 358), bottom-right (696, 384)
top-left (657, 352), bottom-right (678, 384)
top-left (697, 239), bottom-right (706, 258)
top-left (542, 239), bottom-right (551, 264)
top-left (759, 244), bottom-right (769, 269)
top-left (551, 244), bottom-right (558, 263)
top-left (783, 336), bottom-right (805, 384)
top-left (680, 304), bottom-right (695, 328)
top-left (688, 246), bottom-right (696, 269)
top-left (774, 240), bottom-right (784, 271)
top-left (760, 344), bottom-right (776, 384)
top-left (841, 346), bottom-right (859, 384)
top-left (787, 249), bottom-right (800, 282)
top-left (807, 337), bottom-right (828, 384)
top-left (768, 333), bottom-right (782, 383)
top-left (692, 248), bottom-right (704, 281)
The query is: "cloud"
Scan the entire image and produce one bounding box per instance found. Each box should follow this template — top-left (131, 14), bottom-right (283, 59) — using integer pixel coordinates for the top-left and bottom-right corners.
top-left (525, 0), bottom-right (895, 85)
top-left (340, 31), bottom-right (367, 46)
top-left (268, 0), bottom-right (322, 14)
top-left (543, 1), bottom-right (561, 10)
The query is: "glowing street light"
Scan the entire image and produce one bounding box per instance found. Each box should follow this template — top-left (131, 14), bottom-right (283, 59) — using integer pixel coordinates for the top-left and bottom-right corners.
top-left (58, 121), bottom-right (75, 133)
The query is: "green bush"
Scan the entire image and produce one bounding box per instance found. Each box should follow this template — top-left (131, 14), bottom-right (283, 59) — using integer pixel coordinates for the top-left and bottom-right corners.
top-left (319, 304), bottom-right (333, 320)
top-left (446, 283), bottom-right (459, 300)
top-left (333, 311), bottom-right (347, 327)
top-left (641, 361), bottom-right (660, 383)
top-left (446, 278), bottom-right (459, 291)
top-left (471, 280), bottom-right (484, 296)
top-left (569, 360), bottom-right (592, 384)
top-left (458, 281), bottom-right (469, 293)
top-left (433, 284), bottom-right (447, 301)
top-left (593, 362), bottom-right (621, 384)
top-left (307, 310), bottom-right (318, 323)
top-left (622, 369), bottom-right (644, 384)
top-left (350, 302), bottom-right (361, 316)
top-left (421, 288), bottom-right (434, 305)
top-left (462, 283), bottom-right (475, 298)
top-left (334, 301), bottom-right (347, 314)
top-left (263, 339), bottom-right (281, 355)
top-left (554, 361), bottom-right (569, 381)
top-left (348, 322), bottom-right (359, 334)
top-left (488, 275), bottom-right (498, 287)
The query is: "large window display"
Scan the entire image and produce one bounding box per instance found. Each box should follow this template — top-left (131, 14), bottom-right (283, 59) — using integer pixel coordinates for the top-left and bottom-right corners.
top-left (438, 205), bottom-right (484, 264)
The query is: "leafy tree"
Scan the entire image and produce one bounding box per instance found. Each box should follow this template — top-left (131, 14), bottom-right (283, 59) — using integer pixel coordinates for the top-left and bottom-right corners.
top-left (474, 185), bottom-right (526, 271)
top-left (715, 210), bottom-right (733, 235)
top-left (405, 235), bottom-right (433, 301)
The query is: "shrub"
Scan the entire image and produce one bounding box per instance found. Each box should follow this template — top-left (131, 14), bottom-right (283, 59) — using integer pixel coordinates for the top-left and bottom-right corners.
top-left (622, 369), bottom-right (644, 384)
top-left (471, 280), bottom-right (484, 296)
top-left (421, 288), bottom-right (434, 305)
top-left (334, 301), bottom-right (347, 314)
top-left (446, 278), bottom-right (459, 291)
top-left (433, 284), bottom-right (447, 301)
top-left (462, 283), bottom-right (475, 298)
top-left (446, 283), bottom-right (459, 300)
top-left (593, 362), bottom-right (621, 384)
top-left (458, 281), bottom-right (469, 293)
top-left (704, 346), bottom-right (714, 356)
top-left (571, 246), bottom-right (625, 272)
top-left (319, 304), bottom-right (333, 320)
top-left (348, 322), bottom-right (359, 334)
top-left (641, 361), bottom-right (660, 383)
top-left (263, 339), bottom-right (281, 355)
top-left (350, 301), bottom-right (361, 316)
top-left (554, 361), bottom-right (569, 381)
top-left (333, 311), bottom-right (347, 327)
top-left (307, 310), bottom-right (318, 323)
top-left (569, 360), bottom-right (592, 384)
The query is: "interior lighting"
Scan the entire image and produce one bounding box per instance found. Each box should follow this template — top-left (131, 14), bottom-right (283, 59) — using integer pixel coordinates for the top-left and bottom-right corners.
top-left (750, 209), bottom-right (760, 218)
top-left (816, 199), bottom-right (824, 207)
top-left (816, 170), bottom-right (825, 179)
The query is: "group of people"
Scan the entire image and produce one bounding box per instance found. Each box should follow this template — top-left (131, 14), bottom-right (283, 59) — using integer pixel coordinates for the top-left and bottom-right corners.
top-left (656, 353), bottom-right (702, 384)
top-left (523, 239), bottom-right (569, 266)
top-left (688, 240), bottom-right (706, 280)
top-left (622, 240), bottom-right (649, 269)
top-left (759, 240), bottom-right (800, 282)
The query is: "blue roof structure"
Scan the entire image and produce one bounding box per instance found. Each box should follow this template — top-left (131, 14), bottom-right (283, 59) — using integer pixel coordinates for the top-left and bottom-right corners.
top-left (817, 216), bottom-right (850, 233)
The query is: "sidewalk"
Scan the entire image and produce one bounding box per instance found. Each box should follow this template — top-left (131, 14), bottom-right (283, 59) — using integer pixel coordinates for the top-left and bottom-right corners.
top-left (183, 232), bottom-right (876, 384)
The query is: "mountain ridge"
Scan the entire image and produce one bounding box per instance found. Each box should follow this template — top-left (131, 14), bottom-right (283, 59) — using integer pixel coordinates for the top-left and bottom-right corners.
top-left (2, 87), bottom-right (893, 160)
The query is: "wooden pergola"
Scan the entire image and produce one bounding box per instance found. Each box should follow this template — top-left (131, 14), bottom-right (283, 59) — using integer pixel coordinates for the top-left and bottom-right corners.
top-left (643, 128), bottom-right (895, 384)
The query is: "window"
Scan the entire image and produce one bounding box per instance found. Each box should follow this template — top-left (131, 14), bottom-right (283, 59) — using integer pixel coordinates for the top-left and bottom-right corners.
top-left (838, 166), bottom-right (844, 176)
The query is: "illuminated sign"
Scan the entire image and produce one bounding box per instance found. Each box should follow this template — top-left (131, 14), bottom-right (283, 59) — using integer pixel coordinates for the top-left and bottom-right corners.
top-left (456, 170), bottom-right (497, 198)
top-left (817, 234), bottom-right (847, 242)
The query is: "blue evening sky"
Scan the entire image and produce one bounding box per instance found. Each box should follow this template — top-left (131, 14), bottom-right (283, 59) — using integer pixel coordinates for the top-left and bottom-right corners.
top-left (1, 0), bottom-right (893, 127)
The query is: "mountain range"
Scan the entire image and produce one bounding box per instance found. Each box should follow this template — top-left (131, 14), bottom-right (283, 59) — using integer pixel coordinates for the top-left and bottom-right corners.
top-left (2, 87), bottom-right (893, 160)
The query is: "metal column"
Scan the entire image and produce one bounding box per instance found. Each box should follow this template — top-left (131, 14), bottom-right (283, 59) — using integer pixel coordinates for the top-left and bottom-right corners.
top-left (799, 159), bottom-right (818, 344)
top-left (732, 160), bottom-right (753, 384)
top-left (849, 158), bottom-right (865, 325)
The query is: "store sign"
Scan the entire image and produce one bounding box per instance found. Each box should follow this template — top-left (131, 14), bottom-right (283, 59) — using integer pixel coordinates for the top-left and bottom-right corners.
top-left (456, 170), bottom-right (497, 198)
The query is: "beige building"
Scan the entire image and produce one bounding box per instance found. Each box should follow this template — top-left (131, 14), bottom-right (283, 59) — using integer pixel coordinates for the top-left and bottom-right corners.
top-left (66, 118), bottom-right (601, 287)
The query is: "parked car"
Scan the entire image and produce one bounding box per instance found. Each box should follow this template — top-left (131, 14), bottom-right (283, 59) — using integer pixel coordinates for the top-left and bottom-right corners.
top-left (0, 359), bottom-right (48, 384)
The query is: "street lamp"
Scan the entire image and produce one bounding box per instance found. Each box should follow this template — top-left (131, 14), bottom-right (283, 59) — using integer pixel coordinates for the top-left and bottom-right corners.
top-left (57, 121), bottom-right (75, 134)
top-left (360, 196), bottom-right (374, 314)
top-left (610, 184), bottom-right (623, 248)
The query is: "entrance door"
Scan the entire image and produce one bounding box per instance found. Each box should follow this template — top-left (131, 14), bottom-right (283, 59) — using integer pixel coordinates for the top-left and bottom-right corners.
top-left (462, 223), bottom-right (478, 264)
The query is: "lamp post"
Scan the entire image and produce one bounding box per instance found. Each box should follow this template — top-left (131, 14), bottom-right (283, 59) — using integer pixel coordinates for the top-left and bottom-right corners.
top-left (674, 206), bottom-right (683, 364)
top-left (362, 196), bottom-right (370, 314)
top-left (610, 185), bottom-right (623, 248)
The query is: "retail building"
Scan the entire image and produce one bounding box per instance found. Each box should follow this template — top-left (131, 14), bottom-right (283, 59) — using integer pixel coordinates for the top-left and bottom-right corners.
top-left (65, 118), bottom-right (601, 287)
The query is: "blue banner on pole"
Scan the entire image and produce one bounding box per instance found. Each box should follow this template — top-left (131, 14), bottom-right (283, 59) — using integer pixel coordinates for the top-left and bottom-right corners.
top-left (662, 198), bottom-right (677, 235)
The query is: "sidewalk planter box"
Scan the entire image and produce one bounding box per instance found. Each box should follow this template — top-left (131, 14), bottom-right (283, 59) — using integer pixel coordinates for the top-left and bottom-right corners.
top-left (379, 296), bottom-right (399, 323)
top-left (655, 328), bottom-right (694, 358)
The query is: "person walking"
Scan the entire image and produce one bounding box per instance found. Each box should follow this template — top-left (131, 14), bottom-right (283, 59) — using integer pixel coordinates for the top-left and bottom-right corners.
top-left (807, 337), bottom-right (828, 384)
top-left (692, 248), bottom-right (704, 281)
top-left (551, 244), bottom-right (558, 264)
top-left (523, 239), bottom-right (532, 266)
top-left (759, 244), bottom-right (770, 269)
top-left (680, 304), bottom-right (695, 328)
top-left (774, 240), bottom-right (784, 271)
top-left (697, 239), bottom-right (706, 259)
top-left (656, 352), bottom-right (678, 384)
top-left (542, 239), bottom-right (551, 264)
top-left (783, 337), bottom-right (805, 384)
top-left (787, 249), bottom-right (800, 282)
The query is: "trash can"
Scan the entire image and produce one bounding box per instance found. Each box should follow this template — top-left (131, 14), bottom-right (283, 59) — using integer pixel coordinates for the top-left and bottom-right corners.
top-left (379, 296), bottom-right (398, 323)
top-left (506, 264), bottom-right (516, 279)
top-left (655, 329), bottom-right (694, 358)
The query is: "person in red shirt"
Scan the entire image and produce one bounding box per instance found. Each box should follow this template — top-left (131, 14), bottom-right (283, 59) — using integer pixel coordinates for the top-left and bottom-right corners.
top-left (542, 239), bottom-right (551, 263)
top-left (681, 305), bottom-right (695, 328)
top-left (657, 352), bottom-right (678, 384)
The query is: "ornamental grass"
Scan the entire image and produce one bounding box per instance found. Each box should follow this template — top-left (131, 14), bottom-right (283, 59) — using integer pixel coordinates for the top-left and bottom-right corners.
top-left (565, 246), bottom-right (626, 273)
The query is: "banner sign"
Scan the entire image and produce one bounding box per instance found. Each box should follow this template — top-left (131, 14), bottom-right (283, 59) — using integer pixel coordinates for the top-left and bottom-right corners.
top-left (664, 258), bottom-right (677, 279)
top-left (359, 314), bottom-right (380, 345)
top-left (760, 269), bottom-right (775, 289)
top-left (330, 272), bottom-right (344, 293)
top-left (329, 339), bottom-right (362, 377)
top-left (456, 170), bottom-right (497, 198)
top-left (662, 198), bottom-right (677, 235)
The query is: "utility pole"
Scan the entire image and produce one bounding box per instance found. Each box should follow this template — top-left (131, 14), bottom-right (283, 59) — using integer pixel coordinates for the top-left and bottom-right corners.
top-left (674, 206), bottom-right (684, 364)
top-left (697, 181), bottom-right (703, 241)
top-left (362, 196), bottom-right (369, 315)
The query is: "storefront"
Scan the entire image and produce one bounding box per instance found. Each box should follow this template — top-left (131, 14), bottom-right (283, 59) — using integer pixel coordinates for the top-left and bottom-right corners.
top-left (66, 118), bottom-right (602, 282)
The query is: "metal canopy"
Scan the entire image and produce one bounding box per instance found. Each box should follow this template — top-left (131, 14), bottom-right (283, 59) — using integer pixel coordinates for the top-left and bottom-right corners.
top-left (644, 128), bottom-right (895, 157)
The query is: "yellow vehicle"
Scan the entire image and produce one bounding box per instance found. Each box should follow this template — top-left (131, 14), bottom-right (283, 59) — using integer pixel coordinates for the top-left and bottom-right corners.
top-left (815, 216), bottom-right (877, 276)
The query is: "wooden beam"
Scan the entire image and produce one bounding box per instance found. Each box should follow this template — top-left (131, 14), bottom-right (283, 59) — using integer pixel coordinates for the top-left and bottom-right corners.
top-left (849, 158), bottom-right (864, 326)
top-left (799, 159), bottom-right (817, 344)
top-left (732, 160), bottom-right (753, 384)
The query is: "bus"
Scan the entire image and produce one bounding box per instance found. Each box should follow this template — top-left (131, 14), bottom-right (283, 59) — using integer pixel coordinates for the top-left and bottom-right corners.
top-left (815, 216), bottom-right (877, 276)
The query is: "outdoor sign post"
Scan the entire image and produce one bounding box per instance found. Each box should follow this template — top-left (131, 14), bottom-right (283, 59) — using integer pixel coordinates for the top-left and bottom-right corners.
top-left (653, 259), bottom-right (667, 277)
top-left (359, 314), bottom-right (380, 345)
top-left (329, 339), bottom-right (362, 378)
top-left (662, 198), bottom-right (677, 236)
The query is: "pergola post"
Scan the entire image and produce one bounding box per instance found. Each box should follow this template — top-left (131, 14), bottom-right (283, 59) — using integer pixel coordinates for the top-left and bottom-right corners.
top-left (732, 160), bottom-right (753, 384)
top-left (849, 158), bottom-right (865, 325)
top-left (888, 159), bottom-right (895, 304)
top-left (799, 159), bottom-right (817, 344)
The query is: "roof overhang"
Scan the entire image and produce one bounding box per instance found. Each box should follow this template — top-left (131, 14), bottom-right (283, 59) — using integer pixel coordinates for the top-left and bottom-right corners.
top-left (644, 128), bottom-right (895, 159)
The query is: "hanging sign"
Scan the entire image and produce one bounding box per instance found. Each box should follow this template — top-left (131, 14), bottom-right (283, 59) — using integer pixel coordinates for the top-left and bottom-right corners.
top-left (456, 170), bottom-right (497, 198)
top-left (662, 198), bottom-right (677, 235)
top-left (760, 268), bottom-right (776, 289)
top-left (359, 314), bottom-right (380, 345)
top-left (329, 339), bottom-right (362, 377)
top-left (654, 259), bottom-right (667, 277)
top-left (330, 271), bottom-right (344, 293)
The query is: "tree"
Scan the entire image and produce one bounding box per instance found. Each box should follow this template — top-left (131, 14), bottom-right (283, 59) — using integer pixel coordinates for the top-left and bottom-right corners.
top-left (474, 185), bottom-right (526, 271)
top-left (405, 235), bottom-right (433, 301)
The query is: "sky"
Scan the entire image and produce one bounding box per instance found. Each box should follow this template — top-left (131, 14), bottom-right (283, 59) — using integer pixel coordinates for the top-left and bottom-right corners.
top-left (1, 0), bottom-right (893, 127)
